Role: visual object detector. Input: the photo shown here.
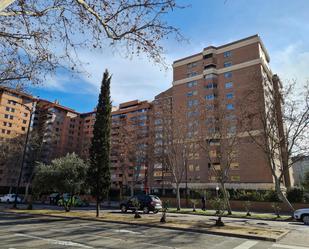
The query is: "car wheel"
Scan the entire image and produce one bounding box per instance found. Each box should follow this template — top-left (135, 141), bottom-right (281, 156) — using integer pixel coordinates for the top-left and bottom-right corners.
top-left (121, 205), bottom-right (127, 213)
top-left (303, 215), bottom-right (309, 225)
top-left (143, 206), bottom-right (149, 214)
top-left (153, 209), bottom-right (159, 214)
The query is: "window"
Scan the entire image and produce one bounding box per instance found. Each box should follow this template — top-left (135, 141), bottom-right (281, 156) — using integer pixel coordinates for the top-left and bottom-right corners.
top-left (187, 62), bottom-right (198, 68)
top-left (187, 99), bottom-right (199, 107)
top-left (203, 53), bottom-right (213, 59)
top-left (154, 119), bottom-right (162, 125)
top-left (213, 164), bottom-right (221, 170)
top-left (187, 90), bottom-right (198, 97)
top-left (226, 93), bottom-right (234, 99)
top-left (224, 72), bottom-right (232, 78)
top-left (205, 73), bottom-right (217, 79)
top-left (187, 72), bottom-right (198, 78)
top-left (7, 100), bottom-right (16, 105)
top-left (195, 165), bottom-right (200, 171)
top-left (189, 164), bottom-right (194, 172)
top-left (226, 104), bottom-right (234, 110)
top-left (231, 175), bottom-right (240, 181)
top-left (206, 104), bottom-right (215, 110)
top-left (224, 51), bottom-right (232, 58)
top-left (225, 82), bottom-right (233, 88)
top-left (22, 120), bottom-right (27, 124)
top-left (205, 94), bottom-right (215, 100)
top-left (22, 113), bottom-right (28, 117)
top-left (224, 61), bottom-right (232, 67)
top-left (228, 126), bottom-right (236, 134)
top-left (1, 129), bottom-right (5, 134)
top-left (7, 130), bottom-right (11, 135)
top-left (226, 114), bottom-right (236, 120)
top-left (187, 111), bottom-right (199, 117)
top-left (204, 83), bottom-right (217, 89)
top-left (231, 162), bottom-right (239, 169)
top-left (21, 127), bottom-right (26, 131)
top-left (187, 81), bottom-right (198, 88)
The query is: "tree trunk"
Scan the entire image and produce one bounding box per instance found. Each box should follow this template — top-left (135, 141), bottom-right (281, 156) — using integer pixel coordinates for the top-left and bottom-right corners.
top-left (275, 179), bottom-right (294, 213)
top-left (130, 183), bottom-right (134, 196)
top-left (96, 198), bottom-right (100, 217)
top-left (220, 182), bottom-right (232, 215)
top-left (24, 182), bottom-right (30, 203)
top-left (176, 184), bottom-right (181, 211)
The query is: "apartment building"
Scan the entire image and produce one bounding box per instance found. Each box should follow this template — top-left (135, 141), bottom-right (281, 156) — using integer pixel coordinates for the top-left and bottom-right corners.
top-left (0, 87), bottom-right (34, 190)
top-left (32, 99), bottom-right (82, 163)
top-left (0, 35), bottom-right (290, 194)
top-left (149, 34), bottom-right (290, 192)
top-left (110, 100), bottom-right (152, 195)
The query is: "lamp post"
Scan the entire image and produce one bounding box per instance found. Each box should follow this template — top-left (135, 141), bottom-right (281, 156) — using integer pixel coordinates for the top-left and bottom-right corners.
top-left (12, 99), bottom-right (35, 208)
top-left (216, 186), bottom-right (219, 198)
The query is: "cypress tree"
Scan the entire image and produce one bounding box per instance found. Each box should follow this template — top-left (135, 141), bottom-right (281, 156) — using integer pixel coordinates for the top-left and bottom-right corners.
top-left (88, 69), bottom-right (112, 217)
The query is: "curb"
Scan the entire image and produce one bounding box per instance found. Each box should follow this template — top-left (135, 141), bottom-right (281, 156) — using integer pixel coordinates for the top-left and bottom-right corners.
top-left (2, 210), bottom-right (288, 242)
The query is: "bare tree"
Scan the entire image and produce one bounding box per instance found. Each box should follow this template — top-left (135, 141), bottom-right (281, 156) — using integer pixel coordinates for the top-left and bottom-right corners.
top-left (198, 98), bottom-right (241, 215)
top-left (153, 95), bottom-right (193, 210)
top-left (0, 0), bottom-right (184, 87)
top-left (241, 75), bottom-right (309, 212)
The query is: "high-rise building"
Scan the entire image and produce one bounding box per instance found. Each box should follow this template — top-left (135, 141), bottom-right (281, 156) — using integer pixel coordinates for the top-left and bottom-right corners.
top-left (110, 100), bottom-right (152, 195)
top-left (0, 87), bottom-right (33, 190)
top-left (0, 35), bottom-right (291, 194)
top-left (149, 34), bottom-right (291, 192)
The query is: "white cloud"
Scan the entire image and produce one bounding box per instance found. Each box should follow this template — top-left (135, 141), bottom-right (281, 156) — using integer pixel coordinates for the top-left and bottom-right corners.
top-left (271, 42), bottom-right (309, 85)
top-left (77, 49), bottom-right (175, 105)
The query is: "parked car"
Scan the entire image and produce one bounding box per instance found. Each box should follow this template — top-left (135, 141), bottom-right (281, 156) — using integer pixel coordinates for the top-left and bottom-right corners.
top-left (294, 208), bottom-right (309, 225)
top-left (57, 195), bottom-right (89, 207)
top-left (0, 194), bottom-right (21, 203)
top-left (120, 194), bottom-right (162, 214)
top-left (49, 193), bottom-right (60, 205)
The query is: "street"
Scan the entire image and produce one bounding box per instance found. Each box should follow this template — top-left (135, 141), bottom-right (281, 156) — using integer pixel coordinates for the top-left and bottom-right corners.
top-left (1, 212), bottom-right (309, 249)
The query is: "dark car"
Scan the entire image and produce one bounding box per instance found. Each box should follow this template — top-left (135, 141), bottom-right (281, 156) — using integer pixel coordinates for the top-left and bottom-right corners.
top-left (120, 194), bottom-right (162, 214)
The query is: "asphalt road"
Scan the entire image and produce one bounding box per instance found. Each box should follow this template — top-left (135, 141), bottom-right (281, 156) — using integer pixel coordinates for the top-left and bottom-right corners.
top-left (1, 212), bottom-right (309, 249)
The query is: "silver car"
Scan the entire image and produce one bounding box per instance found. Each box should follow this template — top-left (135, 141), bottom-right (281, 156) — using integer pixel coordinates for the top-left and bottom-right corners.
top-left (294, 208), bottom-right (309, 225)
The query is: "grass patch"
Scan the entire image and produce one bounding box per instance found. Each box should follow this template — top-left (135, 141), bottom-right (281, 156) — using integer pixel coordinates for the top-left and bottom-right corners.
top-left (167, 208), bottom-right (291, 221)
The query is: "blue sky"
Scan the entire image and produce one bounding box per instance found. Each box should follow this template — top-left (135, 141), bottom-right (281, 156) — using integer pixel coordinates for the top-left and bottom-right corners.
top-left (30, 0), bottom-right (309, 113)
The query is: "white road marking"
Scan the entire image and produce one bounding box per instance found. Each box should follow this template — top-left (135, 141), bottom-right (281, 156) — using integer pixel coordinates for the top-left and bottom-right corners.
top-left (113, 229), bottom-right (142, 235)
top-left (232, 240), bottom-right (259, 249)
top-left (14, 233), bottom-right (94, 248)
top-left (273, 244), bottom-right (309, 249)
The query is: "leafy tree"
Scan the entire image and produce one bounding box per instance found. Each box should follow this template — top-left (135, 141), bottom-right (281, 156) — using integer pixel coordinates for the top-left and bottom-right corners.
top-left (87, 70), bottom-right (112, 217)
top-left (32, 153), bottom-right (88, 211)
top-left (0, 0), bottom-right (184, 87)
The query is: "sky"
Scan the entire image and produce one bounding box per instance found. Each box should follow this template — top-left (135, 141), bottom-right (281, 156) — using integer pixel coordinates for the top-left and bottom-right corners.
top-left (30, 0), bottom-right (309, 113)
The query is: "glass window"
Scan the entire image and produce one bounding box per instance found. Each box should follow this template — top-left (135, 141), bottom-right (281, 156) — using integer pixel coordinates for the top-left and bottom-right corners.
top-left (187, 111), bottom-right (199, 117)
top-left (187, 90), bottom-right (198, 97)
top-left (224, 61), bottom-right (232, 67)
top-left (187, 81), bottom-right (198, 88)
top-left (188, 99), bottom-right (199, 107)
top-left (226, 104), bottom-right (234, 110)
top-left (224, 72), bottom-right (232, 78)
top-left (206, 104), bottom-right (215, 110)
top-left (205, 94), bottom-right (215, 100)
top-left (205, 73), bottom-right (217, 79)
top-left (224, 51), bottom-right (232, 58)
top-left (225, 82), bottom-right (233, 88)
top-left (204, 83), bottom-right (217, 89)
top-left (187, 72), bottom-right (198, 78)
top-left (226, 93), bottom-right (234, 99)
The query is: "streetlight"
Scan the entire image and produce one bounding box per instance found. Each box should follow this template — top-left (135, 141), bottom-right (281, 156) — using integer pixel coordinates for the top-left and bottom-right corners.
top-left (216, 186), bottom-right (219, 198)
top-left (12, 99), bottom-right (36, 208)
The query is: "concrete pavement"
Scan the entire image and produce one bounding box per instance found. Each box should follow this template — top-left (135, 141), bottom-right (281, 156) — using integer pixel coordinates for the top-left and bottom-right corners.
top-left (1, 212), bottom-right (309, 249)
